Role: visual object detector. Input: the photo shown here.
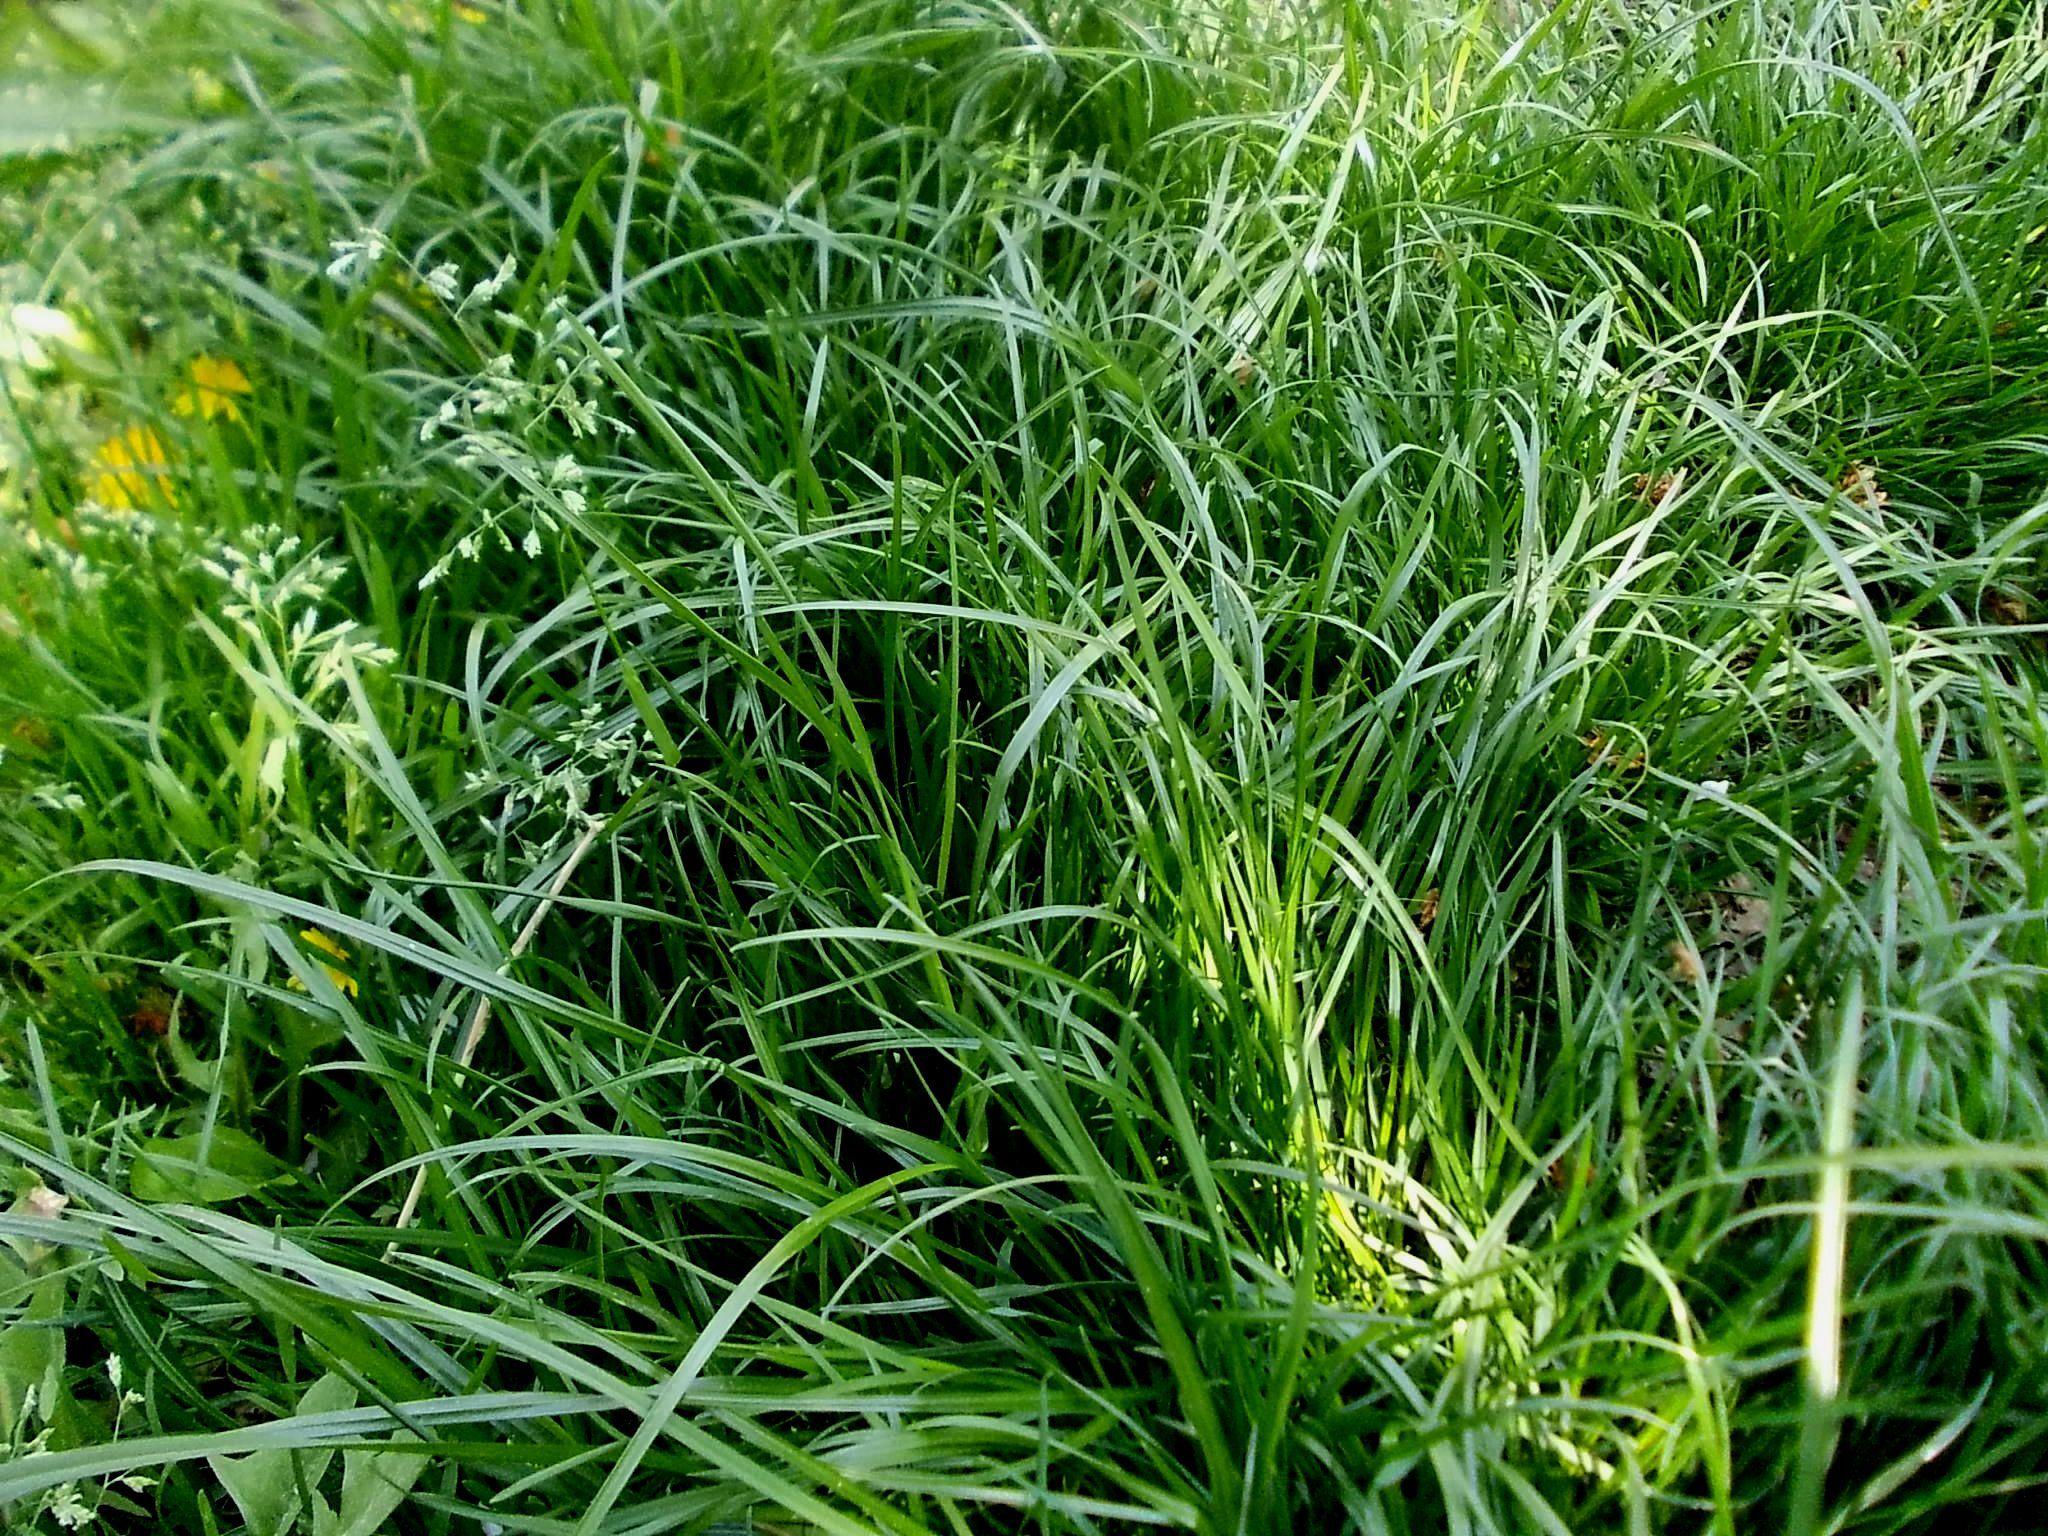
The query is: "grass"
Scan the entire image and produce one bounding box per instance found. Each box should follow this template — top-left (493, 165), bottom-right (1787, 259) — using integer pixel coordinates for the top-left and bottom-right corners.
top-left (1, 0), bottom-right (2046, 1530)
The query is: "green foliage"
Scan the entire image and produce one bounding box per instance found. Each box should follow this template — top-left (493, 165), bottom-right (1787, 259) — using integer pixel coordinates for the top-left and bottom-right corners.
top-left (129, 1129), bottom-right (292, 1206)
top-left (2, 0), bottom-right (2046, 1532)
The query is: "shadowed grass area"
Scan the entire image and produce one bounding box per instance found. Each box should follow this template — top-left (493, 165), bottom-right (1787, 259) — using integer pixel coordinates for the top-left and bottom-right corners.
top-left (2, 0), bottom-right (2046, 1531)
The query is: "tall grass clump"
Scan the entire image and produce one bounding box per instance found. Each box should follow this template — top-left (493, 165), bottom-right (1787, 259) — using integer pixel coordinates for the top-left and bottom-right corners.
top-left (2, 0), bottom-right (2046, 1530)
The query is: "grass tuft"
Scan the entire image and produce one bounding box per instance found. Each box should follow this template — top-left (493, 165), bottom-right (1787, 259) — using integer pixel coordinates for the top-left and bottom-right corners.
top-left (3, 0), bottom-right (2047, 1531)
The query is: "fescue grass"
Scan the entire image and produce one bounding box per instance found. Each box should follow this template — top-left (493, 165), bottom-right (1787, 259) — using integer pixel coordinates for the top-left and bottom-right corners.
top-left (2, 0), bottom-right (2047, 1530)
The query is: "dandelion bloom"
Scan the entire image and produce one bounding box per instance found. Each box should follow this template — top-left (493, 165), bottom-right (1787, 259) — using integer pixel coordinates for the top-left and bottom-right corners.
top-left (85, 425), bottom-right (177, 510)
top-left (294, 927), bottom-right (359, 998)
top-left (173, 355), bottom-right (253, 422)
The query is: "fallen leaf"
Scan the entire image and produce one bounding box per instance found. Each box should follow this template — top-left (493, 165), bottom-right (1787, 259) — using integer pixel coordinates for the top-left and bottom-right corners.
top-left (1668, 940), bottom-right (1702, 983)
top-left (1840, 461), bottom-right (1888, 512)
top-left (1724, 895), bottom-right (1771, 943)
top-left (130, 986), bottom-right (175, 1038)
top-left (1632, 471), bottom-right (1679, 506)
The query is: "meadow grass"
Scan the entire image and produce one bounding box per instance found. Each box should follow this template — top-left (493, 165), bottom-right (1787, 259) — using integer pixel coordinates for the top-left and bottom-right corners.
top-left (2, 0), bottom-right (2046, 1531)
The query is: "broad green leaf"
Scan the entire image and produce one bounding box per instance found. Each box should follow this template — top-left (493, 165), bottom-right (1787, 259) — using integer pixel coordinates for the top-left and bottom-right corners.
top-left (206, 1373), bottom-right (357, 1536)
top-left (0, 1275), bottom-right (64, 1441)
top-left (309, 1440), bottom-right (425, 1536)
top-left (130, 1129), bottom-right (291, 1206)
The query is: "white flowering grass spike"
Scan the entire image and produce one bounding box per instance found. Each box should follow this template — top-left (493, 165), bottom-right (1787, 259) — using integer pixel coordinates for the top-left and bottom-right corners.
top-left (325, 228), bottom-right (389, 285)
top-left (466, 252), bottom-right (518, 307)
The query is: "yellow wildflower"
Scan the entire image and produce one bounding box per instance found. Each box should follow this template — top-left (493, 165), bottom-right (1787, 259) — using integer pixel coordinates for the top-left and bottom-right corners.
top-left (293, 927), bottom-right (359, 998)
top-left (172, 356), bottom-right (253, 423)
top-left (454, 1), bottom-right (488, 19)
top-left (84, 426), bottom-right (177, 511)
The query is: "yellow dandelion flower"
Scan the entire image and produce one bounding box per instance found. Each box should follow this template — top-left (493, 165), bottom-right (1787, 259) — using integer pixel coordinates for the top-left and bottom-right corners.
top-left (300, 927), bottom-right (350, 962)
top-left (293, 927), bottom-right (360, 998)
top-left (84, 426), bottom-right (177, 511)
top-left (454, 1), bottom-right (488, 20)
top-left (172, 355), bottom-right (253, 423)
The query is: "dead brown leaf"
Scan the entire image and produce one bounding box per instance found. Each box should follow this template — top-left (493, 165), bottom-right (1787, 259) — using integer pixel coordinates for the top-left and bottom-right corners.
top-left (130, 986), bottom-right (175, 1039)
top-left (1632, 471), bottom-right (1679, 507)
top-left (1724, 894), bottom-right (1771, 943)
top-left (1417, 888), bottom-right (1441, 930)
top-left (1840, 461), bottom-right (1889, 512)
top-left (1668, 940), bottom-right (1703, 983)
top-left (1988, 592), bottom-right (2029, 626)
